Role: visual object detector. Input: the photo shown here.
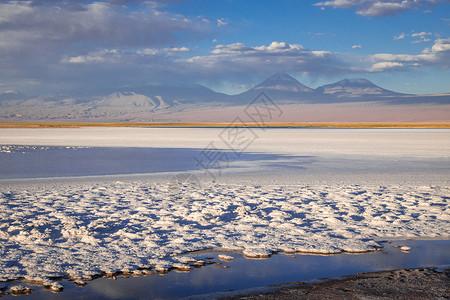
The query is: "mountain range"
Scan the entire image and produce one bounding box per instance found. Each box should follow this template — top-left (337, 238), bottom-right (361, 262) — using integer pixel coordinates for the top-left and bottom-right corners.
top-left (0, 73), bottom-right (449, 122)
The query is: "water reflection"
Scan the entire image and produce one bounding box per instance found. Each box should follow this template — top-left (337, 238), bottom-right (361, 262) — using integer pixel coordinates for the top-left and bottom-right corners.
top-left (5, 240), bottom-right (449, 300)
top-left (0, 146), bottom-right (314, 180)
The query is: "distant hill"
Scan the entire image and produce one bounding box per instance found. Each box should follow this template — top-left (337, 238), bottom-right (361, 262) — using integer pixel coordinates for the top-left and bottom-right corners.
top-left (316, 78), bottom-right (403, 99)
top-left (0, 90), bottom-right (27, 102)
top-left (0, 73), bottom-right (449, 121)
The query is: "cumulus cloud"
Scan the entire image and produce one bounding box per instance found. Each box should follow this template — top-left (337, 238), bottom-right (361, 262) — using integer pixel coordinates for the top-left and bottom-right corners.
top-left (165, 47), bottom-right (191, 52)
top-left (217, 18), bottom-right (229, 27)
top-left (61, 49), bottom-right (122, 64)
top-left (314, 0), bottom-right (447, 17)
top-left (352, 45), bottom-right (363, 49)
top-left (430, 38), bottom-right (450, 52)
top-left (394, 33), bottom-right (407, 40)
top-left (60, 47), bottom-right (180, 65)
top-left (367, 38), bottom-right (450, 71)
top-left (412, 39), bottom-right (431, 43)
top-left (394, 31), bottom-right (436, 43)
top-left (182, 41), bottom-right (345, 78)
top-left (368, 61), bottom-right (404, 71)
top-left (412, 32), bottom-right (432, 38)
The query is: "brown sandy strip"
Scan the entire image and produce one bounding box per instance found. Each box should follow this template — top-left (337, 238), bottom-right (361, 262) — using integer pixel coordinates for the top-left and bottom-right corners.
top-left (1, 122), bottom-right (450, 128)
top-left (225, 267), bottom-right (450, 300)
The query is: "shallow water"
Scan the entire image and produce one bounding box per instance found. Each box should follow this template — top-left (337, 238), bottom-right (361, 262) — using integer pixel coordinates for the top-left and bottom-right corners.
top-left (0, 145), bottom-right (315, 180)
top-left (1, 128), bottom-right (449, 184)
top-left (2, 240), bottom-right (449, 299)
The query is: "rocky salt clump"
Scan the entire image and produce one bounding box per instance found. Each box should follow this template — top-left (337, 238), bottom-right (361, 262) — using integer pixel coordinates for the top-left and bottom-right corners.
top-left (9, 285), bottom-right (32, 295)
top-left (243, 248), bottom-right (272, 258)
top-left (49, 282), bottom-right (63, 292)
top-left (218, 254), bottom-right (234, 261)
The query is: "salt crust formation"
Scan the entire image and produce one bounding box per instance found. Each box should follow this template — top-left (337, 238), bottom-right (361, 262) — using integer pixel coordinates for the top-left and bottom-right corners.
top-left (1, 181), bottom-right (448, 284)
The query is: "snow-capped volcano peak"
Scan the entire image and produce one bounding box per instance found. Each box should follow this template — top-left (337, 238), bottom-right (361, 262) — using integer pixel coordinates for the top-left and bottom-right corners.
top-left (254, 72), bottom-right (314, 93)
top-left (0, 90), bottom-right (27, 101)
top-left (334, 78), bottom-right (378, 87)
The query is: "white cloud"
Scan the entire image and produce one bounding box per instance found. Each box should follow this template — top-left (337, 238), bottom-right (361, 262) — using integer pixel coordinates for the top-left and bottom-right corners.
top-left (315, 0), bottom-right (356, 8)
top-left (165, 47), bottom-right (191, 52)
top-left (62, 49), bottom-right (120, 64)
top-left (352, 45), bottom-right (362, 49)
top-left (255, 41), bottom-right (304, 52)
top-left (367, 38), bottom-right (450, 71)
top-left (183, 41), bottom-right (342, 78)
top-left (208, 41), bottom-right (327, 57)
top-left (394, 33), bottom-right (407, 40)
top-left (136, 48), bottom-right (160, 55)
top-left (395, 31), bottom-right (435, 43)
top-left (412, 38), bottom-right (431, 43)
top-left (369, 61), bottom-right (404, 71)
top-left (411, 32), bottom-right (433, 43)
top-left (217, 18), bottom-right (228, 27)
top-left (314, 0), bottom-right (448, 17)
top-left (211, 43), bottom-right (251, 54)
top-left (61, 48), bottom-right (167, 64)
top-left (412, 32), bottom-right (432, 38)
top-left (431, 38), bottom-right (450, 52)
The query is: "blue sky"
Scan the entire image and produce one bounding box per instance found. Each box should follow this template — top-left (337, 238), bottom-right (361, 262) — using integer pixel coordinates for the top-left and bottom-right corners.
top-left (0, 0), bottom-right (449, 96)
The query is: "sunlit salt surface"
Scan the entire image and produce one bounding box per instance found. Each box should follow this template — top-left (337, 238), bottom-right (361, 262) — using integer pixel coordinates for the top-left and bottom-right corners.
top-left (0, 128), bottom-right (449, 297)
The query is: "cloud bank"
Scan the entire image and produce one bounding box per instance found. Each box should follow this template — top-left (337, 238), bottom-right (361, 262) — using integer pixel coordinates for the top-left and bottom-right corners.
top-left (0, 0), bottom-right (449, 95)
top-left (367, 38), bottom-right (450, 71)
top-left (0, 0), bottom-right (209, 93)
top-left (314, 0), bottom-right (446, 17)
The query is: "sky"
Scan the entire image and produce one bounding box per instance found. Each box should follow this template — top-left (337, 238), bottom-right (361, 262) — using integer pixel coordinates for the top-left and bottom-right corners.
top-left (0, 0), bottom-right (449, 96)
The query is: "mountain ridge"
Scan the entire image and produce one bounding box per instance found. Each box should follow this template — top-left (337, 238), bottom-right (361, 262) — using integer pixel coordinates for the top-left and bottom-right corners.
top-left (1, 73), bottom-right (446, 102)
top-left (1, 73), bottom-right (449, 122)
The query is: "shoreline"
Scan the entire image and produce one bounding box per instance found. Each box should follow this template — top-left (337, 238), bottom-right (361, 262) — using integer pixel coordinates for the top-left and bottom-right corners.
top-left (1, 122), bottom-right (450, 128)
top-left (0, 239), bottom-right (448, 299)
top-left (2, 266), bottom-right (449, 299)
top-left (226, 266), bottom-right (450, 300)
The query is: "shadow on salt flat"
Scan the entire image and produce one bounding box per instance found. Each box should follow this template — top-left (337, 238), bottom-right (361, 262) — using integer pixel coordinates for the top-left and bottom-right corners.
top-left (3, 240), bottom-right (449, 300)
top-left (0, 145), bottom-right (315, 180)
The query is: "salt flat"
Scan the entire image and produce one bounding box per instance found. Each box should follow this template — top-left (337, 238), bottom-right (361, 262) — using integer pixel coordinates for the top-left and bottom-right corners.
top-left (0, 128), bottom-right (448, 288)
top-left (1, 128), bottom-right (449, 158)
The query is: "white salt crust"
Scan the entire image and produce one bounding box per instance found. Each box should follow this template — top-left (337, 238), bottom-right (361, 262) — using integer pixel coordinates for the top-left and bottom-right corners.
top-left (0, 181), bottom-right (448, 282)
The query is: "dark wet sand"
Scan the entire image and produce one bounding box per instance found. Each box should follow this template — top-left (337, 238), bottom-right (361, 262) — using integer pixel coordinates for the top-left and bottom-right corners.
top-left (229, 267), bottom-right (450, 299)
